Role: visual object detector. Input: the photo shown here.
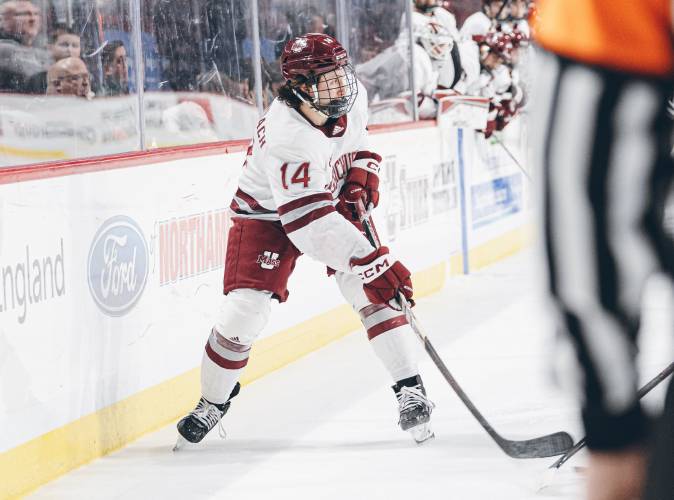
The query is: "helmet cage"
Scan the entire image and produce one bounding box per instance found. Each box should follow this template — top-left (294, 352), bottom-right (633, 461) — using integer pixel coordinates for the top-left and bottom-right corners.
top-left (291, 63), bottom-right (359, 119)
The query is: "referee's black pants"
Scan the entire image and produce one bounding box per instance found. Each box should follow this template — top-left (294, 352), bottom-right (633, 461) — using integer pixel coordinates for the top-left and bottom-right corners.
top-left (533, 51), bottom-right (674, 498)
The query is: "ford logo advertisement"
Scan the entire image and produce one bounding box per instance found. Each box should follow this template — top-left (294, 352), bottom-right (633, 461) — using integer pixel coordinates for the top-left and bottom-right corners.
top-left (88, 216), bottom-right (149, 316)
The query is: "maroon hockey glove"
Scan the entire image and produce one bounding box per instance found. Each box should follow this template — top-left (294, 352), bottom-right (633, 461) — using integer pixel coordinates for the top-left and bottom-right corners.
top-left (351, 246), bottom-right (414, 310)
top-left (341, 151), bottom-right (381, 209)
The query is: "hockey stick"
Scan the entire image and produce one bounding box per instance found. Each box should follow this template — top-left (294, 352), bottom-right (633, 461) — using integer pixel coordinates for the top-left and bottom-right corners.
top-left (548, 361), bottom-right (674, 470)
top-left (354, 200), bottom-right (573, 458)
top-left (490, 133), bottom-right (532, 182)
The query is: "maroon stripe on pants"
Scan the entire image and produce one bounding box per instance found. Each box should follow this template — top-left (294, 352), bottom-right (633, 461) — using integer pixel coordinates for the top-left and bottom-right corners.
top-left (366, 315), bottom-right (408, 340)
top-left (359, 303), bottom-right (388, 320)
top-left (205, 342), bottom-right (249, 369)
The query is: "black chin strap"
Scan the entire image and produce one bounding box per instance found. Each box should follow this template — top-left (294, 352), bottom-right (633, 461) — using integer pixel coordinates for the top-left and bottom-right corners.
top-left (484, 0), bottom-right (510, 19)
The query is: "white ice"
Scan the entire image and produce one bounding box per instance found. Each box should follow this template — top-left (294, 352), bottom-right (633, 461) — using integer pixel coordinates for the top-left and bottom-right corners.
top-left (28, 250), bottom-right (673, 500)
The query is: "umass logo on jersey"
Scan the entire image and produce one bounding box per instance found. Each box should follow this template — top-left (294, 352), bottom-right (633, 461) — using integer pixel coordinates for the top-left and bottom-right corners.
top-left (88, 215), bottom-right (149, 316)
top-left (257, 251), bottom-right (280, 270)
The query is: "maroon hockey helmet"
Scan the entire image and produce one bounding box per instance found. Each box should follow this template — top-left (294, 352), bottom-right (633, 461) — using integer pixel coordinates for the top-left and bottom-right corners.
top-left (509, 26), bottom-right (529, 48)
top-left (281, 33), bottom-right (348, 80)
top-left (280, 33), bottom-right (358, 118)
top-left (480, 31), bottom-right (515, 62)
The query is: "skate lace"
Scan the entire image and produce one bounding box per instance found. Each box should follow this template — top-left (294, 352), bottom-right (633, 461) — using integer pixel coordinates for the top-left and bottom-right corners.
top-left (397, 385), bottom-right (435, 414)
top-left (192, 398), bottom-right (227, 439)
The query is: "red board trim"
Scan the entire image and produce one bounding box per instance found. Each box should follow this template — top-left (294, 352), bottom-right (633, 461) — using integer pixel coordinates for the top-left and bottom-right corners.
top-left (0, 120), bottom-right (435, 185)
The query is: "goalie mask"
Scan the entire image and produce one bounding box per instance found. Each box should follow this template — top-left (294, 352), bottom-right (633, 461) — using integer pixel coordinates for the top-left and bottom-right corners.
top-left (281, 33), bottom-right (358, 119)
top-left (412, 13), bottom-right (454, 61)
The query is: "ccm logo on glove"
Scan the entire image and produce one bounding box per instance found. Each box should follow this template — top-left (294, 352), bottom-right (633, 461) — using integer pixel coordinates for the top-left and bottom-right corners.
top-left (351, 246), bottom-right (414, 309)
top-left (354, 253), bottom-right (391, 281)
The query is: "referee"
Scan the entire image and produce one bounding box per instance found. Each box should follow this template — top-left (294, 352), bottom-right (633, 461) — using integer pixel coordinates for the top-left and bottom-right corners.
top-left (532, 1), bottom-right (674, 499)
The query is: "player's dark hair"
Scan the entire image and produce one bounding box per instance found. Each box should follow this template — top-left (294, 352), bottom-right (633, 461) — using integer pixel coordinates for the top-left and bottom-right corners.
top-left (277, 80), bottom-right (303, 110)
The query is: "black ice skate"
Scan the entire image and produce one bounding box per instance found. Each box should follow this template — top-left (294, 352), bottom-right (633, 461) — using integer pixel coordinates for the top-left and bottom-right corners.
top-left (393, 375), bottom-right (435, 444)
top-left (173, 382), bottom-right (240, 450)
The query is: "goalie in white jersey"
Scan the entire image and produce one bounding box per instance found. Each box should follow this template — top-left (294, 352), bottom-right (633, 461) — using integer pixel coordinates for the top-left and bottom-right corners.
top-left (175, 33), bottom-right (435, 448)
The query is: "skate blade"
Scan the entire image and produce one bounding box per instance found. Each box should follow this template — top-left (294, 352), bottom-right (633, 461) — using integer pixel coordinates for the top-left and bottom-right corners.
top-left (408, 423), bottom-right (435, 444)
top-left (173, 436), bottom-right (191, 452)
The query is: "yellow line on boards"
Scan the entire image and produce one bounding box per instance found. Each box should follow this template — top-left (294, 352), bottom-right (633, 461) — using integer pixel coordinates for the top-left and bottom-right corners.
top-left (448, 226), bottom-right (532, 275)
top-left (0, 262), bottom-right (446, 499)
top-left (0, 145), bottom-right (68, 160)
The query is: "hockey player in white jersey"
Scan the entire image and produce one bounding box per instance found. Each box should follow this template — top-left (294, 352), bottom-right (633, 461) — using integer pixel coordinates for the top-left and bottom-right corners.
top-left (175, 33), bottom-right (435, 448)
top-left (357, 9), bottom-right (476, 120)
top-left (356, 21), bottom-right (439, 118)
top-left (410, 9), bottom-right (482, 96)
top-left (501, 0), bottom-right (530, 37)
top-left (460, 0), bottom-right (508, 41)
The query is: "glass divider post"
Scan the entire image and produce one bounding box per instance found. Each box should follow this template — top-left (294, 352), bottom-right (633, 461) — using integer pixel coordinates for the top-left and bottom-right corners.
top-left (251, 0), bottom-right (264, 115)
top-left (131, 0), bottom-right (146, 149)
top-left (404, 0), bottom-right (418, 121)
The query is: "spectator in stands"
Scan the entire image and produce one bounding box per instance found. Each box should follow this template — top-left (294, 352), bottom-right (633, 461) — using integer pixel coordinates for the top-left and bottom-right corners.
top-left (25, 25), bottom-right (81, 93)
top-left (324, 12), bottom-right (337, 38)
top-left (100, 40), bottom-right (129, 96)
top-left (0, 0), bottom-right (50, 91)
top-left (46, 56), bottom-right (91, 98)
top-left (300, 8), bottom-right (335, 38)
top-left (307, 12), bottom-right (327, 34)
top-left (49, 26), bottom-right (80, 60)
top-left (265, 7), bottom-right (293, 60)
top-left (0, 0), bottom-right (40, 47)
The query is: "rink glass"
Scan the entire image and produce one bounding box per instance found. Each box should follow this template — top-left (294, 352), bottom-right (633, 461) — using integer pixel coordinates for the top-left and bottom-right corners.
top-left (0, 0), bottom-right (482, 168)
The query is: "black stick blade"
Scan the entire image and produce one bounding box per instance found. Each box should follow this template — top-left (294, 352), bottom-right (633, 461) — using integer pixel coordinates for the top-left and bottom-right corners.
top-left (498, 431), bottom-right (574, 459)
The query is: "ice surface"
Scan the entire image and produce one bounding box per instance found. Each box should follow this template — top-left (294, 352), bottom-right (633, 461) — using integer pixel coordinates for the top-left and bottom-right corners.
top-left (28, 250), bottom-right (673, 500)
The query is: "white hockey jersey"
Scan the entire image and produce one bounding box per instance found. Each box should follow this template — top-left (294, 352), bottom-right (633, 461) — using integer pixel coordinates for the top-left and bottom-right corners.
top-left (459, 11), bottom-right (493, 41)
top-left (463, 64), bottom-right (513, 99)
top-left (436, 39), bottom-right (480, 91)
top-left (229, 82), bottom-right (376, 273)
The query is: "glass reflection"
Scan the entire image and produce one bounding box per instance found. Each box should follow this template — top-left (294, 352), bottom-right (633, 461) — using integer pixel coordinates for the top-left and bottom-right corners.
top-left (0, 0), bottom-right (142, 166)
top-left (345, 0), bottom-right (414, 123)
top-left (144, 0), bottom-right (258, 145)
top-left (0, 0), bottom-right (516, 168)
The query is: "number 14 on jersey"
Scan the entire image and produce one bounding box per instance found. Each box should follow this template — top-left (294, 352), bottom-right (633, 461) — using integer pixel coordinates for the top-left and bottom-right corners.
top-left (280, 162), bottom-right (311, 189)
